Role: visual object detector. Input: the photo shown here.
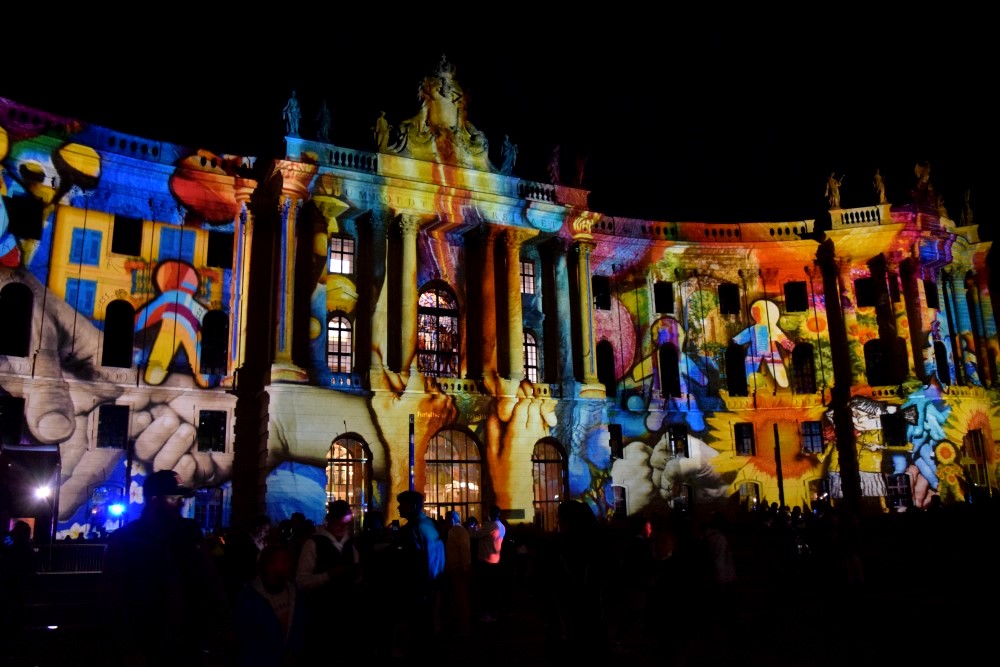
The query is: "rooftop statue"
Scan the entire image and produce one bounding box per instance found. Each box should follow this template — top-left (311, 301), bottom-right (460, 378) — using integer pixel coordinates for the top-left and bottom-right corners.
top-left (316, 99), bottom-right (331, 143)
top-left (500, 135), bottom-right (518, 175)
top-left (282, 89), bottom-right (301, 137)
top-left (387, 55), bottom-right (491, 171)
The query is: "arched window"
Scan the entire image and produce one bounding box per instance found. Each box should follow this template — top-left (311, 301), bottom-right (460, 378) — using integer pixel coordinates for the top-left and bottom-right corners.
top-left (424, 429), bottom-right (482, 522)
top-left (737, 481), bottom-right (762, 512)
top-left (532, 439), bottom-right (565, 533)
top-left (725, 342), bottom-right (748, 396)
top-left (596, 340), bottom-right (616, 397)
top-left (327, 436), bottom-right (370, 532)
top-left (199, 310), bottom-right (229, 376)
top-left (417, 287), bottom-right (459, 377)
top-left (658, 343), bottom-right (681, 398)
top-left (864, 340), bottom-right (885, 386)
top-left (0, 283), bottom-right (33, 357)
top-left (327, 314), bottom-right (353, 373)
top-left (791, 343), bottom-right (816, 394)
top-left (102, 300), bottom-right (135, 368)
top-left (934, 340), bottom-right (951, 384)
top-left (523, 331), bottom-right (539, 383)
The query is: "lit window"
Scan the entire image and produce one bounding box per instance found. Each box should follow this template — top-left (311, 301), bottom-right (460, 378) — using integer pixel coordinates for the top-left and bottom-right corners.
top-left (327, 315), bottom-right (353, 373)
top-left (668, 424), bottom-right (688, 457)
top-left (328, 236), bottom-right (355, 275)
top-left (327, 437), bottom-right (370, 532)
top-left (520, 261), bottom-right (535, 294)
top-left (417, 287), bottom-right (459, 377)
top-left (523, 331), bottom-right (538, 383)
top-left (424, 429), bottom-right (482, 521)
top-left (532, 440), bottom-right (565, 533)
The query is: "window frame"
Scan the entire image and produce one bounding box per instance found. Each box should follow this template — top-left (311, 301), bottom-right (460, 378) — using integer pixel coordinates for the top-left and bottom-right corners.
top-left (520, 260), bottom-right (535, 295)
top-left (801, 420), bottom-right (823, 454)
top-left (734, 422), bottom-right (756, 456)
top-left (523, 330), bottom-right (539, 383)
top-left (326, 314), bottom-right (354, 374)
top-left (417, 286), bottom-right (460, 377)
top-left (96, 404), bottom-right (130, 450)
top-left (531, 440), bottom-right (565, 534)
top-left (328, 235), bottom-right (356, 276)
top-left (196, 409), bottom-right (228, 453)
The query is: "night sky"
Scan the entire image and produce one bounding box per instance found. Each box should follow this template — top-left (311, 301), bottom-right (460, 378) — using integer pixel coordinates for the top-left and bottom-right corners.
top-left (2, 15), bottom-right (994, 234)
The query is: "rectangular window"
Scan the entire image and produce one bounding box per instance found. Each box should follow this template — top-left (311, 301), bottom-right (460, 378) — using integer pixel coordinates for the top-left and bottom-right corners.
top-left (0, 395), bottom-right (25, 446)
top-left (718, 282), bottom-right (741, 315)
top-left (520, 261), bottom-right (535, 294)
top-left (69, 228), bottom-right (104, 266)
top-left (734, 423), bottom-right (755, 456)
top-left (886, 473), bottom-right (912, 510)
top-left (653, 281), bottom-right (674, 314)
top-left (206, 231), bottom-right (233, 269)
top-left (784, 281), bottom-right (809, 312)
top-left (880, 412), bottom-right (907, 446)
top-left (328, 236), bottom-right (355, 275)
top-left (96, 404), bottom-right (130, 449)
top-left (197, 410), bottom-right (228, 453)
top-left (801, 421), bottom-right (823, 454)
top-left (3, 195), bottom-right (43, 240)
top-left (854, 277), bottom-right (877, 308)
top-left (964, 429), bottom-right (988, 488)
top-left (923, 279), bottom-right (940, 310)
top-left (111, 215), bottom-right (144, 256)
top-left (668, 424), bottom-right (688, 458)
top-left (65, 278), bottom-right (97, 317)
top-left (592, 276), bottom-right (611, 311)
top-left (158, 226), bottom-right (196, 263)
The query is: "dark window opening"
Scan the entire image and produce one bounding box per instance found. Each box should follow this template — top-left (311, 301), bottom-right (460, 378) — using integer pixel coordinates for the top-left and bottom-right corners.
top-left (922, 279), bottom-right (940, 310)
top-left (597, 340), bottom-right (617, 397)
top-left (96, 404), bottom-right (129, 449)
top-left (3, 195), bottom-right (43, 240)
top-left (593, 276), bottom-right (611, 311)
top-left (864, 340), bottom-right (885, 385)
top-left (725, 342), bottom-right (748, 396)
top-left (855, 277), bottom-right (877, 308)
top-left (784, 281), bottom-right (809, 312)
top-left (102, 300), bottom-right (135, 368)
top-left (801, 421), bottom-right (823, 454)
top-left (197, 410), bottom-right (227, 452)
top-left (111, 215), bottom-right (143, 256)
top-left (933, 341), bottom-right (950, 384)
top-left (659, 343), bottom-right (681, 397)
top-left (200, 311), bottom-right (229, 376)
top-left (0, 395), bottom-right (25, 445)
top-left (734, 423), bottom-right (755, 456)
top-left (0, 282), bottom-right (33, 357)
top-left (791, 343), bottom-right (817, 394)
top-left (718, 282), bottom-right (741, 315)
top-left (880, 412), bottom-right (907, 446)
top-left (206, 231), bottom-right (233, 269)
top-left (654, 281), bottom-right (674, 314)
top-left (887, 272), bottom-right (901, 303)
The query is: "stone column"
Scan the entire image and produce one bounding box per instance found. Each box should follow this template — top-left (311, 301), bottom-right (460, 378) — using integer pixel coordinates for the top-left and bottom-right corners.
top-left (549, 239), bottom-right (575, 384)
top-left (480, 226), bottom-right (501, 382)
top-left (575, 240), bottom-right (599, 385)
top-left (400, 214), bottom-right (422, 374)
top-left (505, 228), bottom-right (537, 380)
top-left (224, 177), bottom-right (257, 388)
top-left (368, 207), bottom-right (391, 375)
top-left (271, 160), bottom-right (316, 383)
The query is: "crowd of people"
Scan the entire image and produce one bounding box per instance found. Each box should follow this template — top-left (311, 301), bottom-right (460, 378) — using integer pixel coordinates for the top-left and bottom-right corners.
top-left (6, 477), bottom-right (1000, 666)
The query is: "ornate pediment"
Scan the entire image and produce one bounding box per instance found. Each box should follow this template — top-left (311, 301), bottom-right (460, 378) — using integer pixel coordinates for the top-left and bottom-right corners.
top-left (385, 55), bottom-right (494, 173)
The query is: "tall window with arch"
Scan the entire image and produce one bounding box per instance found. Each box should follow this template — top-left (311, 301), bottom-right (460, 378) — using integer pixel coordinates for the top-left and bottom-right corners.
top-left (523, 331), bottom-right (539, 383)
top-left (532, 439), bottom-right (565, 533)
top-left (326, 436), bottom-right (370, 531)
top-left (424, 429), bottom-right (482, 521)
top-left (327, 314), bottom-right (353, 373)
top-left (417, 286), bottom-right (459, 377)
top-left (0, 283), bottom-right (32, 357)
top-left (102, 299), bottom-right (136, 368)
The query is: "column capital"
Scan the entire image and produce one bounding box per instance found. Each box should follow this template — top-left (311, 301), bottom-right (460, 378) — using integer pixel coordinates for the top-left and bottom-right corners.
top-left (504, 227), bottom-right (539, 252)
top-left (575, 239), bottom-right (596, 259)
top-left (233, 177), bottom-right (257, 204)
top-left (274, 160), bottom-right (317, 200)
top-left (399, 214), bottom-right (424, 236)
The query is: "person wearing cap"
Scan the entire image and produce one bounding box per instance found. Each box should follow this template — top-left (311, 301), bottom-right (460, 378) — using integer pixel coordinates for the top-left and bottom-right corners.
top-left (392, 490), bottom-right (445, 657)
top-left (294, 499), bottom-right (361, 656)
top-left (100, 469), bottom-right (232, 666)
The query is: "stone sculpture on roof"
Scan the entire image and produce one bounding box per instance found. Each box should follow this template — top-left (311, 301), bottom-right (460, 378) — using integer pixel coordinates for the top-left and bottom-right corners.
top-left (387, 55), bottom-right (492, 171)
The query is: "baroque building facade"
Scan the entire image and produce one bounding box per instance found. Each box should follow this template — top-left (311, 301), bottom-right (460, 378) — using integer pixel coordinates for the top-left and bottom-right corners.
top-left (0, 58), bottom-right (996, 540)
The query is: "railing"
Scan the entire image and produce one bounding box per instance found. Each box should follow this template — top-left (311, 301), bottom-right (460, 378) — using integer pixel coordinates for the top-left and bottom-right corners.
top-left (34, 543), bottom-right (108, 574)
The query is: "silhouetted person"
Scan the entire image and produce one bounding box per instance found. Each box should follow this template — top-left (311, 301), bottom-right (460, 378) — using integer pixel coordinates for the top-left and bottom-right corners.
top-left (393, 490), bottom-right (444, 658)
top-left (472, 504), bottom-right (505, 622)
top-left (234, 542), bottom-right (306, 667)
top-left (101, 470), bottom-right (231, 666)
top-left (1, 520), bottom-right (36, 659)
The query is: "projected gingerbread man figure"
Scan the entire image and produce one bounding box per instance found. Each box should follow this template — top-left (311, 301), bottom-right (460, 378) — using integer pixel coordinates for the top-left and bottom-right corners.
top-left (732, 299), bottom-right (793, 389)
top-left (134, 260), bottom-right (210, 387)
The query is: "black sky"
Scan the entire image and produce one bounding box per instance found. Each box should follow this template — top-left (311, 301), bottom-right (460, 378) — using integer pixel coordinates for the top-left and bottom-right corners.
top-left (2, 15), bottom-right (995, 232)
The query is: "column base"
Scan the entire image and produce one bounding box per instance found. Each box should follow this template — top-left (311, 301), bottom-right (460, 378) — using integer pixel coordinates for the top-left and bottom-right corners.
top-left (578, 381), bottom-right (607, 399)
top-left (270, 362), bottom-right (309, 384)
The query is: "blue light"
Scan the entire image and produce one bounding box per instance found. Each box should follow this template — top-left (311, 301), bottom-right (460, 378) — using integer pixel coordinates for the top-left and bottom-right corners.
top-left (109, 503), bottom-right (126, 516)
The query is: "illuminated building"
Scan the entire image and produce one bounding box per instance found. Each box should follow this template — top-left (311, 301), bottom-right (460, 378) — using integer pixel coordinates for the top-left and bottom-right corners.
top-left (0, 57), bottom-right (996, 540)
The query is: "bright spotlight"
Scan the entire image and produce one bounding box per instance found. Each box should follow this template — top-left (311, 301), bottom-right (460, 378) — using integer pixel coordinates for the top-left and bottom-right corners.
top-left (109, 503), bottom-right (126, 517)
top-left (35, 485), bottom-right (52, 500)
